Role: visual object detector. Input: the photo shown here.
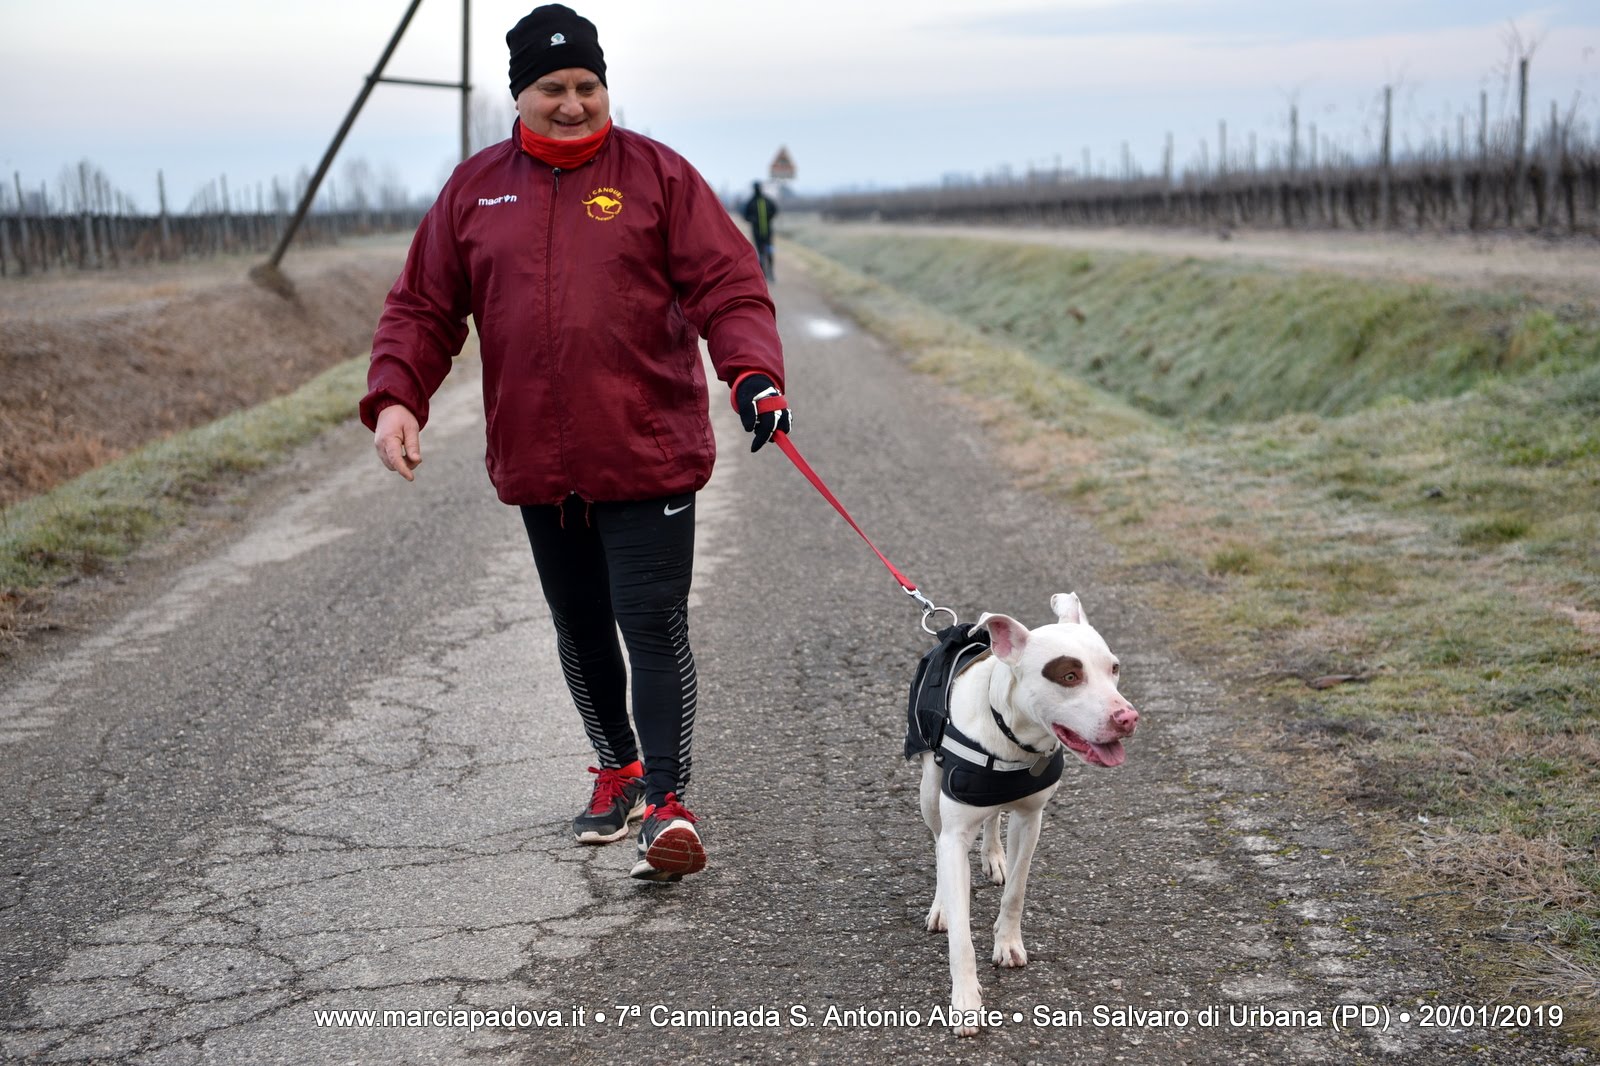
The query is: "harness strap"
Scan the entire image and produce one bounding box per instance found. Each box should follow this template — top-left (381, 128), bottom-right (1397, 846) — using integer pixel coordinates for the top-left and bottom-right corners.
top-left (940, 731), bottom-right (1038, 773)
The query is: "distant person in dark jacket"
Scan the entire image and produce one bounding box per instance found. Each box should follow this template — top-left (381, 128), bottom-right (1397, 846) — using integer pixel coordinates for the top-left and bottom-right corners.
top-left (360, 3), bottom-right (792, 882)
top-left (742, 180), bottom-right (779, 281)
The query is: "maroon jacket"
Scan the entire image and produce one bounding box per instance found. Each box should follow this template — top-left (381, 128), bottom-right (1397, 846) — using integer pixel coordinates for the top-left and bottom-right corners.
top-left (360, 125), bottom-right (784, 505)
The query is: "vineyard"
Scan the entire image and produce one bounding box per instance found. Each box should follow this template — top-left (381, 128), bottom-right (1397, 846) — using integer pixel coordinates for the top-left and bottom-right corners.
top-left (0, 164), bottom-right (424, 278)
top-left (820, 149), bottom-right (1600, 234)
top-left (820, 60), bottom-right (1600, 235)
top-left (0, 200), bottom-right (422, 278)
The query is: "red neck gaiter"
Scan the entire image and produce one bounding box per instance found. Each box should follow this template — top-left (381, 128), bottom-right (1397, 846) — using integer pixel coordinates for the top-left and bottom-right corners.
top-left (519, 119), bottom-right (613, 169)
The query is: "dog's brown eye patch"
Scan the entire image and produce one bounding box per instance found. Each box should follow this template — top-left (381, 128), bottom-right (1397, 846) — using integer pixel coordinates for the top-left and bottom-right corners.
top-left (1043, 655), bottom-right (1085, 687)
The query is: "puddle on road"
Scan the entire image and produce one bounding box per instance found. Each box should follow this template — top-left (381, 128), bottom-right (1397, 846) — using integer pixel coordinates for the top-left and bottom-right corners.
top-left (802, 317), bottom-right (848, 340)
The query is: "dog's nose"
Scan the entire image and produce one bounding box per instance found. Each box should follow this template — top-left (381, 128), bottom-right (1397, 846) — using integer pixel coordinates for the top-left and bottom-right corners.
top-left (1112, 704), bottom-right (1139, 735)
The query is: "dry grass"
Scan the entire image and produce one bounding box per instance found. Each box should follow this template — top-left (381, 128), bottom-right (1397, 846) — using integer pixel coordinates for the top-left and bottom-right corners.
top-left (0, 240), bottom-right (409, 647)
top-left (0, 239), bottom-right (405, 508)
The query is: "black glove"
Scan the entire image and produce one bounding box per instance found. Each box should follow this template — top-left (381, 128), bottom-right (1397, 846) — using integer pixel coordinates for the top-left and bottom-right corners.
top-left (733, 373), bottom-right (792, 453)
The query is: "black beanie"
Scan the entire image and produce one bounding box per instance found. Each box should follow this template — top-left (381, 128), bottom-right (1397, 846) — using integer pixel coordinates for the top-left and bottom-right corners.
top-left (508, 5), bottom-right (606, 98)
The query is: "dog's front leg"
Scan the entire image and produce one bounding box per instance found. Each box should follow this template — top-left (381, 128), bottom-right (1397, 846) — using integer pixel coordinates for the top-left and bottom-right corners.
top-left (920, 756), bottom-right (949, 932)
top-left (936, 801), bottom-right (986, 1036)
top-left (992, 803), bottom-right (1046, 968)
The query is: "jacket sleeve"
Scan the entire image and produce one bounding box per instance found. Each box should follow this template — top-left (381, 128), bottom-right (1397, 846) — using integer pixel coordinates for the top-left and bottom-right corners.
top-left (664, 163), bottom-right (784, 391)
top-left (359, 185), bottom-right (472, 431)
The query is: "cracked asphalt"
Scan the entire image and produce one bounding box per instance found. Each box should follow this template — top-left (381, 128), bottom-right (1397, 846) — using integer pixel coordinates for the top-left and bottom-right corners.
top-left (0, 264), bottom-right (1588, 1064)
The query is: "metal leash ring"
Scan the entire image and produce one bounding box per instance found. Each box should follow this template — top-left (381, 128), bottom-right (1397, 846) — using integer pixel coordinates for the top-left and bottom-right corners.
top-left (906, 587), bottom-right (959, 635)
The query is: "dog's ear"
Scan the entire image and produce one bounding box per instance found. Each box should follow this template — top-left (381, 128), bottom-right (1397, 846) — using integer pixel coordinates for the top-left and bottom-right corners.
top-left (1050, 592), bottom-right (1088, 626)
top-left (977, 612), bottom-right (1029, 665)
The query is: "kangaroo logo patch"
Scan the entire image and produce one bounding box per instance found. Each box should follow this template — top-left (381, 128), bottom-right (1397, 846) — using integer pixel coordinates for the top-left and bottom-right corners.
top-left (583, 187), bottom-right (624, 222)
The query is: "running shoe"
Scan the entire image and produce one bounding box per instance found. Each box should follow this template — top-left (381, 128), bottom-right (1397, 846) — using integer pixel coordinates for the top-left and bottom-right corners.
top-left (573, 765), bottom-right (645, 844)
top-left (629, 793), bottom-right (707, 881)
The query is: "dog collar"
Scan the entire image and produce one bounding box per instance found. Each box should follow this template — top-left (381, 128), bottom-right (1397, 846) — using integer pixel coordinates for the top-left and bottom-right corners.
top-left (989, 704), bottom-right (1055, 756)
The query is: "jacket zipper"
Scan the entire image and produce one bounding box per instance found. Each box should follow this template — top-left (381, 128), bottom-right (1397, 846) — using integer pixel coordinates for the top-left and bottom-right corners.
top-left (546, 166), bottom-right (576, 496)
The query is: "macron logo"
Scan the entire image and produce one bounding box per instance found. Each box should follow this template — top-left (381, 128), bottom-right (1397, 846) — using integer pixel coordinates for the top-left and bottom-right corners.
top-left (477, 194), bottom-right (518, 207)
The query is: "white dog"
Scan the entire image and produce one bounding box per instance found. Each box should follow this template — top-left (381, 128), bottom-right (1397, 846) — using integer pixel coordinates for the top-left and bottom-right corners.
top-left (907, 593), bottom-right (1139, 1036)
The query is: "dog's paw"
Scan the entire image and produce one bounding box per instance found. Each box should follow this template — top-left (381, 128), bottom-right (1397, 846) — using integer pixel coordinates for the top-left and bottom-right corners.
top-left (982, 852), bottom-right (1006, 886)
top-left (993, 936), bottom-right (1029, 968)
top-left (950, 990), bottom-right (983, 1036)
top-left (924, 901), bottom-right (947, 933)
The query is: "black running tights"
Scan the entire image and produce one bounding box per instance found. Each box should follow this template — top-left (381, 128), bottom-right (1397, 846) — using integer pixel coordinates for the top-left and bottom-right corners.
top-left (519, 493), bottom-right (697, 806)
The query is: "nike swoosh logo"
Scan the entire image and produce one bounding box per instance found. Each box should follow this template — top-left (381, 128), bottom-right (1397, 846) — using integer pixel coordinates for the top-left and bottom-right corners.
top-left (663, 502), bottom-right (692, 516)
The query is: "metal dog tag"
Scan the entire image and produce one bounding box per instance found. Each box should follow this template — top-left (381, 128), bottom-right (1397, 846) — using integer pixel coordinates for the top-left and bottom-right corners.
top-left (1028, 756), bottom-right (1051, 777)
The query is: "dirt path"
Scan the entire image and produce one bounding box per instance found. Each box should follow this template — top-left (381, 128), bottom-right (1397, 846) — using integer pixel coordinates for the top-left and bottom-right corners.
top-left (824, 221), bottom-right (1600, 307)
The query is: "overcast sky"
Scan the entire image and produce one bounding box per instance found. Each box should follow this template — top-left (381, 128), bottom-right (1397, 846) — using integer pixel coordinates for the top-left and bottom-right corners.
top-left (2, 1), bottom-right (1597, 213)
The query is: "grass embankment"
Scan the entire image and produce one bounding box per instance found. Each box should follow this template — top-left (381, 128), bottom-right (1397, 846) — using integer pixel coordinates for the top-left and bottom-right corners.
top-left (0, 358), bottom-right (370, 643)
top-left (785, 228), bottom-right (1600, 1029)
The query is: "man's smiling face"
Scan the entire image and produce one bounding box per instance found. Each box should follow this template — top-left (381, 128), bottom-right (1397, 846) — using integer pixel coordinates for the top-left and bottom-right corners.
top-left (516, 68), bottom-right (610, 139)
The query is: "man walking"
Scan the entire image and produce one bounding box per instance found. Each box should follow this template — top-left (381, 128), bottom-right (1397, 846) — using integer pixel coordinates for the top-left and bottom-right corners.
top-left (742, 180), bottom-right (779, 282)
top-left (361, 4), bottom-right (791, 881)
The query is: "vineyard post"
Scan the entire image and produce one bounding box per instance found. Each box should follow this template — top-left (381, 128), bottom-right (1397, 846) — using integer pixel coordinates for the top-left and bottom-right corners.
top-left (1289, 106), bottom-right (1299, 176)
top-left (1249, 130), bottom-right (1258, 223)
top-left (0, 190), bottom-right (12, 278)
top-left (1380, 84), bottom-right (1393, 229)
top-left (108, 188), bottom-right (122, 268)
top-left (272, 177), bottom-right (287, 244)
top-left (221, 174), bottom-right (234, 250)
top-left (44, 179), bottom-right (61, 272)
top-left (1163, 131), bottom-right (1174, 215)
top-left (202, 182), bottom-right (214, 255)
top-left (1218, 120), bottom-right (1230, 224)
top-left (1309, 121), bottom-right (1322, 225)
top-left (1286, 106), bottom-right (1299, 227)
top-left (1474, 90), bottom-right (1487, 228)
top-left (157, 170), bottom-right (172, 259)
top-left (101, 175), bottom-right (119, 268)
top-left (12, 172), bottom-right (30, 276)
top-left (1558, 107), bottom-right (1573, 230)
top-left (78, 162), bottom-right (96, 269)
top-left (249, 182), bottom-right (262, 251)
top-left (1512, 57), bottom-right (1528, 225)
top-left (1545, 100), bottom-right (1559, 230)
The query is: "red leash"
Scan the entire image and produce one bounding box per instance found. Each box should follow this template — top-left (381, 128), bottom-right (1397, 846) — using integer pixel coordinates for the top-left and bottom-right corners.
top-left (770, 430), bottom-right (954, 629)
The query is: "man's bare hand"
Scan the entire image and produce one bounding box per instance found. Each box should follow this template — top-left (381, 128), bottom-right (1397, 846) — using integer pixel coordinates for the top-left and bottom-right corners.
top-left (374, 404), bottom-right (422, 481)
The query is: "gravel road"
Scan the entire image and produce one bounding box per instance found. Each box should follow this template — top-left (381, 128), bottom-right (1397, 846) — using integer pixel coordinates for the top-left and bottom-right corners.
top-left (0, 264), bottom-right (1586, 1064)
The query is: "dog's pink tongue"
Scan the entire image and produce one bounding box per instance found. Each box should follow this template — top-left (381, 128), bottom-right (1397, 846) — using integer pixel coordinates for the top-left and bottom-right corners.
top-left (1090, 740), bottom-right (1126, 768)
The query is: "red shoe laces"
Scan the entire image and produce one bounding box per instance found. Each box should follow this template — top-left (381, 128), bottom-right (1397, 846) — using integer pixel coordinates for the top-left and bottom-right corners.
top-left (586, 766), bottom-right (636, 814)
top-left (647, 792), bottom-right (696, 823)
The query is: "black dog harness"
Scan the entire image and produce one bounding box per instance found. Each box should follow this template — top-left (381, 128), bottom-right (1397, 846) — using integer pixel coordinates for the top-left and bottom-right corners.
top-left (905, 623), bottom-right (1065, 807)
